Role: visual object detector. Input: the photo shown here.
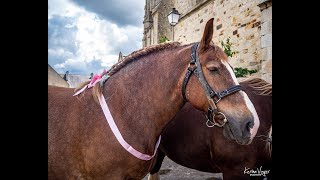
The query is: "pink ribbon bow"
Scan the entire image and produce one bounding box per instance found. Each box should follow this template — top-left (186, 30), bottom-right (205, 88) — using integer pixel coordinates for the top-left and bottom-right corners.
top-left (73, 69), bottom-right (107, 96)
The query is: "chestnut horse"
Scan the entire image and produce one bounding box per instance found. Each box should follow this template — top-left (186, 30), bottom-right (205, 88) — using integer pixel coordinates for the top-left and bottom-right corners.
top-left (148, 78), bottom-right (272, 180)
top-left (48, 19), bottom-right (259, 179)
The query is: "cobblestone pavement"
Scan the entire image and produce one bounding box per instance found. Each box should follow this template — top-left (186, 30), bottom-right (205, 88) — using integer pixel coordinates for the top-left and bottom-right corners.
top-left (142, 157), bottom-right (223, 180)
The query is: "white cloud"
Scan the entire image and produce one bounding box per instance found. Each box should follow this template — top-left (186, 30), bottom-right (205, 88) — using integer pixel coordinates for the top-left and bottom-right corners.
top-left (54, 58), bottom-right (80, 69)
top-left (70, 0), bottom-right (145, 26)
top-left (101, 55), bottom-right (119, 67)
top-left (48, 0), bottom-right (143, 75)
top-left (48, 48), bottom-right (73, 57)
top-left (48, 0), bottom-right (84, 19)
top-left (54, 58), bottom-right (106, 75)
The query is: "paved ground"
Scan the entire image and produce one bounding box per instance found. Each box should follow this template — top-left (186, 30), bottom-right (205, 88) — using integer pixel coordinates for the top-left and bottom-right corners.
top-left (142, 157), bottom-right (223, 180)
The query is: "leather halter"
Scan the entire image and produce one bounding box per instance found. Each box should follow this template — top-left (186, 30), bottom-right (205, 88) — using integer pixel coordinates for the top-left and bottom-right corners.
top-left (182, 42), bottom-right (243, 127)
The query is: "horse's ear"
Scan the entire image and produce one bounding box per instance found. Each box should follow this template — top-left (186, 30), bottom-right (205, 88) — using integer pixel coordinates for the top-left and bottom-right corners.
top-left (199, 18), bottom-right (214, 52)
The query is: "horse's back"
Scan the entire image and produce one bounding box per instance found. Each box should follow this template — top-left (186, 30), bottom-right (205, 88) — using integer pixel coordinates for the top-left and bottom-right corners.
top-left (48, 86), bottom-right (86, 179)
top-left (48, 85), bottom-right (76, 140)
top-left (48, 85), bottom-right (78, 138)
top-left (48, 86), bottom-right (75, 115)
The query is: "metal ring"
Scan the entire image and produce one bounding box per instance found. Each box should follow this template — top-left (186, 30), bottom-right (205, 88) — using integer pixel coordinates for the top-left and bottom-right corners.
top-left (206, 119), bottom-right (216, 127)
top-left (211, 112), bottom-right (227, 127)
top-left (188, 62), bottom-right (196, 68)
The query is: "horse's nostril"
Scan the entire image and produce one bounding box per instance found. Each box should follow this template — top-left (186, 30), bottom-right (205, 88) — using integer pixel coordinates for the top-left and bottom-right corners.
top-left (246, 120), bottom-right (254, 131)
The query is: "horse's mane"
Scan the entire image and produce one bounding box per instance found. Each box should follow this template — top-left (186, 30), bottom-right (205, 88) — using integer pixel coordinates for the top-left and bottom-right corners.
top-left (240, 78), bottom-right (272, 96)
top-left (108, 42), bottom-right (181, 76)
top-left (74, 42), bottom-right (182, 102)
top-left (74, 42), bottom-right (231, 102)
top-left (266, 126), bottom-right (272, 158)
top-left (109, 42), bottom-right (228, 75)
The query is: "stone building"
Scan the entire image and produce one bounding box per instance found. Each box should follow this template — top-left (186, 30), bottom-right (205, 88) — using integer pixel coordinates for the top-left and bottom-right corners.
top-left (48, 64), bottom-right (91, 88)
top-left (48, 64), bottom-right (69, 88)
top-left (142, 0), bottom-right (272, 83)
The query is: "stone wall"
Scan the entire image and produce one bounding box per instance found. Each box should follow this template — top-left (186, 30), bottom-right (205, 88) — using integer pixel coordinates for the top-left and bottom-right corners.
top-left (48, 64), bottom-right (69, 88)
top-left (143, 0), bottom-right (174, 47)
top-left (143, 0), bottom-right (212, 46)
top-left (143, 0), bottom-right (272, 83)
top-left (258, 0), bottom-right (272, 83)
top-left (151, 0), bottom-right (174, 45)
top-left (212, 0), bottom-right (263, 79)
top-left (66, 75), bottom-right (91, 88)
top-left (173, 0), bottom-right (214, 44)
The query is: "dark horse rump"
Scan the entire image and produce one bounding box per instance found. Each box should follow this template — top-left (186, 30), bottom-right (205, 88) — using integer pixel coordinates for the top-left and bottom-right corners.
top-left (149, 78), bottom-right (272, 180)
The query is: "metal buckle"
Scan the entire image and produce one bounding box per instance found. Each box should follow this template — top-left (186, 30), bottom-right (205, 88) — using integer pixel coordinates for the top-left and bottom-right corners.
top-left (209, 91), bottom-right (222, 104)
top-left (188, 62), bottom-right (196, 68)
top-left (212, 94), bottom-right (221, 104)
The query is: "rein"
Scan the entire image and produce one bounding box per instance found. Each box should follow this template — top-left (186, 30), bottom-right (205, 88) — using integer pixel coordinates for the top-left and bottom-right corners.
top-left (182, 42), bottom-right (243, 127)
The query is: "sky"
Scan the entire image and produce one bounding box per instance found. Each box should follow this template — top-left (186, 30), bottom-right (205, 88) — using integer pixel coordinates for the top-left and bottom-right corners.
top-left (48, 0), bottom-right (145, 75)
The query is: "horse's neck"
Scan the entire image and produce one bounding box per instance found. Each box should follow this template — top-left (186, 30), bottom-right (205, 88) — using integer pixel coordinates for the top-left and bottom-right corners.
top-left (103, 45), bottom-right (190, 154)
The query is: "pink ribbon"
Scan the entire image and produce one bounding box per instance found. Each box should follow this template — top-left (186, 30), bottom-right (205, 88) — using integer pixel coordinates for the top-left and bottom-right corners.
top-left (98, 93), bottom-right (161, 160)
top-left (73, 69), bottom-right (107, 96)
top-left (73, 70), bottom-right (161, 161)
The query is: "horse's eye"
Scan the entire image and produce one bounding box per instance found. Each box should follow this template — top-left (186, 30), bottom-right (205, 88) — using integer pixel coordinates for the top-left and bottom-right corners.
top-left (208, 67), bottom-right (218, 72)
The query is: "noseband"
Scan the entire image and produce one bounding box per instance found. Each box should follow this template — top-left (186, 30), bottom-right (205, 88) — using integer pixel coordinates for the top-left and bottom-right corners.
top-left (182, 42), bottom-right (243, 127)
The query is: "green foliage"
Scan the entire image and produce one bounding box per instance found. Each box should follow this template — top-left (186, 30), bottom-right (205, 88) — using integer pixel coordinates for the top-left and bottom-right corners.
top-left (220, 37), bottom-right (257, 77)
top-left (234, 67), bottom-right (258, 77)
top-left (159, 36), bottom-right (170, 43)
top-left (220, 37), bottom-right (237, 57)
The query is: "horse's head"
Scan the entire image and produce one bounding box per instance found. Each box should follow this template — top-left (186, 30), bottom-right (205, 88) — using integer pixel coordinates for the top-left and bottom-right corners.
top-left (184, 18), bottom-right (259, 145)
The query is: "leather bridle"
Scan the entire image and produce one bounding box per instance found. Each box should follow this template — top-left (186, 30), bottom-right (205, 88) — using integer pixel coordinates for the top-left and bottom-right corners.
top-left (182, 42), bottom-right (243, 127)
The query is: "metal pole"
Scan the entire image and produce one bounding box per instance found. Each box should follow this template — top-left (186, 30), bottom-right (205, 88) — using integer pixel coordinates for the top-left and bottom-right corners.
top-left (172, 25), bottom-right (174, 42)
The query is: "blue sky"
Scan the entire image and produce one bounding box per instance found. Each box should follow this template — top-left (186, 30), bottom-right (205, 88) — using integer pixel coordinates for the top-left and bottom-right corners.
top-left (48, 0), bottom-right (145, 75)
